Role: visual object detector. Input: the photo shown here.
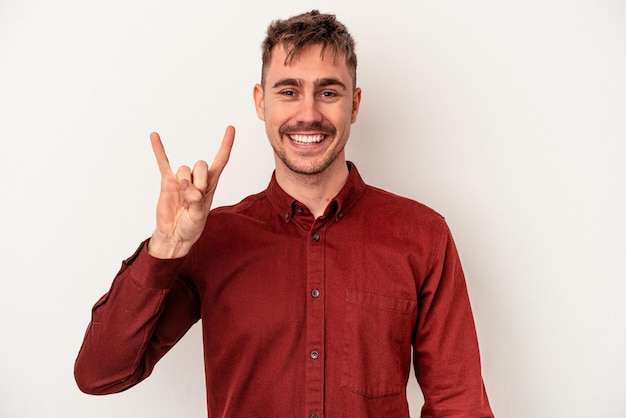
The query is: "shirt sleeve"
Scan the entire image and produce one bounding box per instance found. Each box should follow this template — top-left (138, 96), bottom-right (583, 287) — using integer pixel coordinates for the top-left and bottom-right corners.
top-left (74, 240), bottom-right (201, 395)
top-left (413, 222), bottom-right (494, 417)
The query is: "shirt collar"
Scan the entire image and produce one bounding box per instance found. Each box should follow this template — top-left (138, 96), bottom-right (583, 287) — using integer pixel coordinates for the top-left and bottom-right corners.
top-left (265, 161), bottom-right (366, 223)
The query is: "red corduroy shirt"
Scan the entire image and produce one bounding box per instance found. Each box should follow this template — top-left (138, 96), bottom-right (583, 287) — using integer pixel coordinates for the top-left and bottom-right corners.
top-left (75, 163), bottom-right (493, 417)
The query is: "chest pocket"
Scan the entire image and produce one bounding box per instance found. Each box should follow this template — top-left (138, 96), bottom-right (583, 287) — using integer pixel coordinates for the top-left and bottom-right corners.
top-left (341, 289), bottom-right (417, 398)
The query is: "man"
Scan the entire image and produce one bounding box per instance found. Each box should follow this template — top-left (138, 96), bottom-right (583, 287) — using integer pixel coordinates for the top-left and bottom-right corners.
top-left (75, 10), bottom-right (494, 417)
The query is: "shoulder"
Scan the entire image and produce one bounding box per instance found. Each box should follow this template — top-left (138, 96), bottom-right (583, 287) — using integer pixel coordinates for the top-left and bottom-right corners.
top-left (210, 190), bottom-right (268, 217)
top-left (206, 190), bottom-right (281, 233)
top-left (197, 191), bottom-right (276, 248)
top-left (361, 184), bottom-right (445, 223)
top-left (350, 184), bottom-right (454, 268)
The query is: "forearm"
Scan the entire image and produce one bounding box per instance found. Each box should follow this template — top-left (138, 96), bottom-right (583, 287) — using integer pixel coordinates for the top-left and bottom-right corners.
top-left (74, 241), bottom-right (198, 394)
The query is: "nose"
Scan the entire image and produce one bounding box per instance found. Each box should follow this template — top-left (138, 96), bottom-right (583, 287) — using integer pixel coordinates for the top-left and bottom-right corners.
top-left (295, 94), bottom-right (323, 124)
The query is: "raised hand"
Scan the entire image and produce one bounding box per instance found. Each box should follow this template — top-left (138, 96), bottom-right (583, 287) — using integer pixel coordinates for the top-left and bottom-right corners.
top-left (147, 126), bottom-right (235, 259)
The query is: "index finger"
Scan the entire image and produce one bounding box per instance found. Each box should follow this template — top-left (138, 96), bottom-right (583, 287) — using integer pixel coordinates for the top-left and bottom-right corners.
top-left (150, 132), bottom-right (173, 176)
top-left (208, 125), bottom-right (235, 179)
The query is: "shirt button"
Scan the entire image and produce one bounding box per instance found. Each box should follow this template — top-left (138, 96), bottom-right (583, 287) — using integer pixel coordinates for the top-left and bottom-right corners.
top-left (338, 211), bottom-right (343, 219)
top-left (296, 206), bottom-right (304, 214)
top-left (312, 233), bottom-right (320, 241)
top-left (311, 289), bottom-right (320, 298)
top-left (310, 415), bottom-right (319, 418)
top-left (310, 350), bottom-right (319, 360)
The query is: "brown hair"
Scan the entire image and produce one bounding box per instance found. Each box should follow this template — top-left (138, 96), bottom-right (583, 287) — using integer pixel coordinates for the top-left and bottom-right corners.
top-left (260, 10), bottom-right (357, 88)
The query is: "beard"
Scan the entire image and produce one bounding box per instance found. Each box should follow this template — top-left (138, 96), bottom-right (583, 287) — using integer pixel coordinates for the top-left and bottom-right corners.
top-left (273, 143), bottom-right (346, 175)
top-left (273, 122), bottom-right (343, 175)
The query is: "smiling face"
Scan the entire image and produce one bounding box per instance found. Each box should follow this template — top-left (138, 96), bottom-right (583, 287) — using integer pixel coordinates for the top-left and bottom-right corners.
top-left (254, 43), bottom-right (361, 179)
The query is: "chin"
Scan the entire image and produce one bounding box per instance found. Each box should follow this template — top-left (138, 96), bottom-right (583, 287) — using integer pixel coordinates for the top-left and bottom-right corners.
top-left (282, 153), bottom-right (345, 177)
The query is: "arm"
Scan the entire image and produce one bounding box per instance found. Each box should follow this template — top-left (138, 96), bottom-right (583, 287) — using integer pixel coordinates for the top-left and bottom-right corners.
top-left (74, 127), bottom-right (234, 394)
top-left (414, 223), bottom-right (494, 417)
top-left (74, 242), bottom-right (197, 394)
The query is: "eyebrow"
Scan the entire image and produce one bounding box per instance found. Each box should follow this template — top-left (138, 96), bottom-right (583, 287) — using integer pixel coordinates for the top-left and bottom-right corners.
top-left (271, 77), bottom-right (347, 91)
top-left (315, 78), bottom-right (347, 91)
top-left (271, 78), bottom-right (301, 89)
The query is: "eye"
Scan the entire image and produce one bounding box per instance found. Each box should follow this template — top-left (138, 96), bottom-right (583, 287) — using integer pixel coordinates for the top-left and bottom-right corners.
top-left (319, 90), bottom-right (343, 101)
top-left (280, 90), bottom-right (296, 97)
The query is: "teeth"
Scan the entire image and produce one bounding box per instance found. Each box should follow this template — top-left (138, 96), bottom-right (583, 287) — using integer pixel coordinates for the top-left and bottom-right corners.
top-left (289, 134), bottom-right (325, 144)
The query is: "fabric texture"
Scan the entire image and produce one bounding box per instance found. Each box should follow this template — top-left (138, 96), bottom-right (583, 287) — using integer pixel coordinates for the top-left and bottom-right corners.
top-left (75, 162), bottom-right (493, 417)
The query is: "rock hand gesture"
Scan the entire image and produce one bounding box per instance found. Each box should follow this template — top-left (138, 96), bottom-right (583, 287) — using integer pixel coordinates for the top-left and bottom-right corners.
top-left (147, 126), bottom-right (235, 259)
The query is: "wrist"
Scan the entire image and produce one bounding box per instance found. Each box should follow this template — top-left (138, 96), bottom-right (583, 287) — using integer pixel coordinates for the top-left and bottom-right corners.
top-left (147, 234), bottom-right (193, 259)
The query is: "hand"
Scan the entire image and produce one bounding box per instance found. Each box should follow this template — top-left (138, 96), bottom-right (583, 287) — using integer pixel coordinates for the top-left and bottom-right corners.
top-left (147, 126), bottom-right (235, 259)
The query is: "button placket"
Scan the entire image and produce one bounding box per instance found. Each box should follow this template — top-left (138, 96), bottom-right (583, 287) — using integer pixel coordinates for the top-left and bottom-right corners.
top-left (305, 220), bottom-right (325, 414)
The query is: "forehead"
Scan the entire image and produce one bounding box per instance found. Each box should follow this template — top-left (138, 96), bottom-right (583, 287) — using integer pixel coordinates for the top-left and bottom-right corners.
top-left (266, 44), bottom-right (352, 86)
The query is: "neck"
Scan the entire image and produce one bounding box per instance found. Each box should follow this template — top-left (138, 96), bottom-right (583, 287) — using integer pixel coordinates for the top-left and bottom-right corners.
top-left (274, 158), bottom-right (349, 218)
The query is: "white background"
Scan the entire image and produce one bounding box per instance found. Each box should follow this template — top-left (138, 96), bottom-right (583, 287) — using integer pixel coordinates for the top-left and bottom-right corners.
top-left (1, 0), bottom-right (625, 417)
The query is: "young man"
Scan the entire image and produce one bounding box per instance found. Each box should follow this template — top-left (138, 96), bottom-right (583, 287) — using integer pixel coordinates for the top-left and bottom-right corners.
top-left (75, 10), bottom-right (494, 418)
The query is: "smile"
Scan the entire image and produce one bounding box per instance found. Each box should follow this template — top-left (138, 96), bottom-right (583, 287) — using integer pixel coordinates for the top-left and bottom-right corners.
top-left (288, 134), bottom-right (326, 145)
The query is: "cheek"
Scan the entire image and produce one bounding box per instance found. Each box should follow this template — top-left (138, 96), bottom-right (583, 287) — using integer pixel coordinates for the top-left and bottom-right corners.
top-left (267, 107), bottom-right (293, 127)
top-left (336, 108), bottom-right (356, 128)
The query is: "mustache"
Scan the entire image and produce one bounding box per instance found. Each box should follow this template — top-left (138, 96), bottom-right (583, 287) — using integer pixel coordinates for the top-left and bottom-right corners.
top-left (279, 122), bottom-right (336, 136)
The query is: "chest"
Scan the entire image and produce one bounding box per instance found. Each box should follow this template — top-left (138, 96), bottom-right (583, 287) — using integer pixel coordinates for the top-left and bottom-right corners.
top-left (190, 217), bottom-right (424, 332)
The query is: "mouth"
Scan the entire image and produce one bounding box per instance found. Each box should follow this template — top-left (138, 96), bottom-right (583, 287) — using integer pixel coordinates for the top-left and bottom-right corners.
top-left (279, 123), bottom-right (336, 147)
top-left (288, 134), bottom-right (327, 145)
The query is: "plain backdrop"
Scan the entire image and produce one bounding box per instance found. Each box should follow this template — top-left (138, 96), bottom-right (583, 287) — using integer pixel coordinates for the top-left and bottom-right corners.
top-left (1, 0), bottom-right (625, 417)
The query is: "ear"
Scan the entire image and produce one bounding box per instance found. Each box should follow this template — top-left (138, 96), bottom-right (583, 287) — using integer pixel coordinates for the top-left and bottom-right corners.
top-left (253, 84), bottom-right (265, 121)
top-left (351, 87), bottom-right (362, 123)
